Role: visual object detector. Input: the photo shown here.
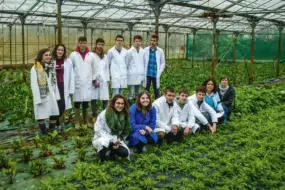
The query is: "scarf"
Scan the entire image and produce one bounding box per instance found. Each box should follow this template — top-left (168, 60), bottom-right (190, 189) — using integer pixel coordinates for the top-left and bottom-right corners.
top-left (92, 47), bottom-right (104, 59)
top-left (105, 107), bottom-right (131, 140)
top-left (197, 100), bottom-right (203, 109)
top-left (75, 47), bottom-right (90, 60)
top-left (34, 62), bottom-right (49, 98)
top-left (219, 84), bottom-right (229, 98)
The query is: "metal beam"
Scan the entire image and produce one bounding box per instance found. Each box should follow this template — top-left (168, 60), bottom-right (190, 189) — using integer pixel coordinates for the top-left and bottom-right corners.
top-left (163, 25), bottom-right (170, 59)
top-left (56, 0), bottom-right (63, 44)
top-left (212, 16), bottom-right (219, 77)
top-left (191, 28), bottom-right (198, 68)
top-left (19, 15), bottom-right (26, 82)
top-left (248, 17), bottom-right (259, 85)
top-left (276, 23), bottom-right (284, 78)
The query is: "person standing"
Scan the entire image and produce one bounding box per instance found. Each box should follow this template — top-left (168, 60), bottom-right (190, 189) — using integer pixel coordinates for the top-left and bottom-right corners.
top-left (107, 35), bottom-right (128, 97)
top-left (125, 35), bottom-right (145, 105)
top-left (31, 48), bottom-right (60, 135)
top-left (144, 34), bottom-right (165, 99)
top-left (69, 36), bottom-right (99, 128)
top-left (91, 38), bottom-right (110, 118)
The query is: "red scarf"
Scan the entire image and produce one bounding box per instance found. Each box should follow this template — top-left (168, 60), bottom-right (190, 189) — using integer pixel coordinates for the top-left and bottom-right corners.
top-left (92, 47), bottom-right (104, 59)
top-left (75, 47), bottom-right (90, 60)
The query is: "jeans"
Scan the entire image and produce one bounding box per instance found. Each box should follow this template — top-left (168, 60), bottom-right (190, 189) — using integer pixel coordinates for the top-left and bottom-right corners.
top-left (145, 76), bottom-right (160, 99)
top-left (112, 88), bottom-right (124, 97)
top-left (128, 85), bottom-right (141, 100)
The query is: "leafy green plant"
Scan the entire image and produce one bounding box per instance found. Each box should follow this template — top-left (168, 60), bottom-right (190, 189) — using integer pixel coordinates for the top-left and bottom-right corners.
top-left (52, 156), bottom-right (66, 169)
top-left (59, 127), bottom-right (72, 140)
top-left (72, 136), bottom-right (87, 149)
top-left (11, 139), bottom-right (24, 152)
top-left (57, 145), bottom-right (68, 155)
top-left (0, 150), bottom-right (10, 169)
top-left (76, 124), bottom-right (88, 136)
top-left (33, 134), bottom-right (42, 148)
top-left (29, 159), bottom-right (48, 177)
top-left (47, 130), bottom-right (58, 144)
top-left (2, 161), bottom-right (17, 184)
top-left (19, 146), bottom-right (33, 161)
top-left (75, 148), bottom-right (87, 161)
top-left (39, 144), bottom-right (53, 157)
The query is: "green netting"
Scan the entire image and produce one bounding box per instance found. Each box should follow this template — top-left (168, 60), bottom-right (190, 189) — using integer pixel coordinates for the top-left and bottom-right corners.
top-left (187, 33), bottom-right (285, 61)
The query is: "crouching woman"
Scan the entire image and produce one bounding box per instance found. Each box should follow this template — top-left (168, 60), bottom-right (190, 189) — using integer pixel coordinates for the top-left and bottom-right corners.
top-left (92, 94), bottom-right (131, 161)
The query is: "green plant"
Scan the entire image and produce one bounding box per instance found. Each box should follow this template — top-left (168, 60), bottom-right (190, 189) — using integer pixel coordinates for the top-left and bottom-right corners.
top-left (29, 159), bottom-right (48, 177)
top-left (57, 145), bottom-right (68, 155)
top-left (39, 144), bottom-right (53, 157)
top-left (11, 139), bottom-right (24, 152)
top-left (47, 130), bottom-right (58, 144)
top-left (72, 136), bottom-right (87, 149)
top-left (19, 146), bottom-right (33, 161)
top-left (75, 148), bottom-right (87, 161)
top-left (59, 127), bottom-right (72, 140)
top-left (76, 124), bottom-right (88, 136)
top-left (2, 161), bottom-right (17, 184)
top-left (0, 150), bottom-right (10, 169)
top-left (52, 156), bottom-right (66, 169)
top-left (33, 134), bottom-right (42, 148)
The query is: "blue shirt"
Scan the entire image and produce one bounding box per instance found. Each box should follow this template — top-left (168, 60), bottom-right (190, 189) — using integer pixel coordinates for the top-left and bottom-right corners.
top-left (147, 47), bottom-right (157, 78)
top-left (205, 94), bottom-right (215, 110)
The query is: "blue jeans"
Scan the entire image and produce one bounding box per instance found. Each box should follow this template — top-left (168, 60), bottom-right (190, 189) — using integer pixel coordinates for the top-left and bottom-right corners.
top-left (112, 88), bottom-right (124, 97)
top-left (128, 85), bottom-right (141, 100)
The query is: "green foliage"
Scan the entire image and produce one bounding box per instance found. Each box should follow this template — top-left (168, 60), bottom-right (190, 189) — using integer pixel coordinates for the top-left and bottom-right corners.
top-left (0, 150), bottom-right (10, 169)
top-left (33, 134), bottom-right (42, 148)
top-left (72, 136), bottom-right (87, 149)
top-left (11, 139), bottom-right (24, 152)
top-left (47, 130), bottom-right (58, 144)
top-left (2, 161), bottom-right (17, 184)
top-left (52, 156), bottom-right (66, 169)
top-left (19, 146), bottom-right (33, 161)
top-left (39, 144), bottom-right (53, 157)
top-left (75, 148), bottom-right (87, 161)
top-left (76, 124), bottom-right (88, 136)
top-left (59, 127), bottom-right (72, 140)
top-left (29, 159), bottom-right (48, 177)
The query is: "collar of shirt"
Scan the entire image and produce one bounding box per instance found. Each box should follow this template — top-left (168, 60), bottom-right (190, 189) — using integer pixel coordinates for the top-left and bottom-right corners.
top-left (166, 101), bottom-right (174, 108)
top-left (150, 47), bottom-right (157, 52)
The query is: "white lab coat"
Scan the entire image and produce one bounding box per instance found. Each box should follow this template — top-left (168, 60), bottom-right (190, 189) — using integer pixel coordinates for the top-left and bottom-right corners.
top-left (30, 65), bottom-right (60, 120)
top-left (91, 53), bottom-right (110, 100)
top-left (92, 110), bottom-right (130, 158)
top-left (107, 46), bottom-right (128, 88)
top-left (152, 96), bottom-right (179, 133)
top-left (143, 46), bottom-right (165, 88)
top-left (53, 58), bottom-right (75, 110)
top-left (69, 51), bottom-right (99, 102)
top-left (188, 94), bottom-right (218, 123)
top-left (125, 46), bottom-right (145, 85)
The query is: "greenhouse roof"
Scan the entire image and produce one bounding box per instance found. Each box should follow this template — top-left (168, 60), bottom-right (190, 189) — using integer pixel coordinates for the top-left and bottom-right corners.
top-left (0, 0), bottom-right (284, 34)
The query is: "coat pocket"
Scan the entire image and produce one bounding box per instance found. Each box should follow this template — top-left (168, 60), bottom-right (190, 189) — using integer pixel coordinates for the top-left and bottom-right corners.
top-left (75, 76), bottom-right (82, 88)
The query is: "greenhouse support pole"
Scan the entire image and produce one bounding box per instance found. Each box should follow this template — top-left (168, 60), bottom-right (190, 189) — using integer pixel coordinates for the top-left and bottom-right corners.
top-left (248, 17), bottom-right (258, 85)
top-left (56, 0), bottom-right (63, 44)
top-left (276, 23), bottom-right (284, 78)
top-left (211, 16), bottom-right (219, 77)
top-left (168, 33), bottom-right (171, 59)
top-left (82, 21), bottom-right (88, 38)
top-left (128, 23), bottom-right (135, 48)
top-left (191, 28), bottom-right (198, 68)
top-left (163, 25), bottom-right (169, 59)
top-left (8, 24), bottom-right (12, 68)
top-left (150, 0), bottom-right (167, 34)
top-left (54, 26), bottom-right (57, 45)
top-left (91, 28), bottom-right (94, 49)
top-left (186, 33), bottom-right (190, 59)
top-left (37, 24), bottom-right (40, 50)
top-left (20, 15), bottom-right (26, 82)
top-left (233, 32), bottom-right (239, 86)
top-left (216, 30), bottom-right (220, 63)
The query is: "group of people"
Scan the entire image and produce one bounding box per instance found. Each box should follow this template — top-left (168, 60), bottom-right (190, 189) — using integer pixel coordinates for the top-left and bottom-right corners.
top-left (30, 33), bottom-right (235, 161)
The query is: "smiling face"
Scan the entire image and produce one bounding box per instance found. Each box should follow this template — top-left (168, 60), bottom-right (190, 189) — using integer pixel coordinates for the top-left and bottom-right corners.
top-left (56, 46), bottom-right (64, 59)
top-left (140, 93), bottom-right (150, 108)
top-left (96, 42), bottom-right (104, 51)
top-left (77, 41), bottom-right (87, 52)
top-left (196, 92), bottom-right (206, 101)
top-left (165, 91), bottom-right (175, 103)
top-left (134, 38), bottom-right (142, 49)
top-left (206, 80), bottom-right (215, 93)
top-left (42, 51), bottom-right (52, 63)
top-left (178, 92), bottom-right (188, 104)
top-left (115, 37), bottom-right (124, 48)
top-left (114, 98), bottom-right (125, 112)
top-left (221, 78), bottom-right (229, 87)
top-left (150, 37), bottom-right (157, 48)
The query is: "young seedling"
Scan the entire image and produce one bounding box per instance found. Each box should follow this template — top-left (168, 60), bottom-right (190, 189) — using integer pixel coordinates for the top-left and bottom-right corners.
top-left (0, 150), bottom-right (9, 169)
top-left (39, 144), bottom-right (53, 157)
top-left (57, 145), bottom-right (68, 155)
top-left (52, 156), bottom-right (66, 169)
top-left (59, 127), bottom-right (72, 140)
top-left (72, 136), bottom-right (86, 149)
top-left (76, 124), bottom-right (88, 136)
top-left (11, 139), bottom-right (24, 152)
top-left (33, 134), bottom-right (42, 148)
top-left (47, 130), bottom-right (58, 144)
top-left (29, 159), bottom-right (48, 177)
top-left (19, 146), bottom-right (33, 161)
top-left (75, 147), bottom-right (87, 161)
top-left (2, 161), bottom-right (17, 184)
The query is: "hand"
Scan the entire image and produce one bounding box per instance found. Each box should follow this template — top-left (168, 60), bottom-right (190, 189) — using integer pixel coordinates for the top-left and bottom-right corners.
top-left (139, 130), bottom-right (146, 135)
top-left (220, 110), bottom-right (223, 113)
top-left (113, 144), bottom-right (119, 149)
top-left (145, 126), bottom-right (153, 134)
top-left (210, 123), bottom-right (217, 134)
top-left (114, 139), bottom-right (120, 145)
top-left (94, 81), bottom-right (100, 88)
top-left (183, 126), bottom-right (191, 136)
top-left (171, 125), bottom-right (178, 135)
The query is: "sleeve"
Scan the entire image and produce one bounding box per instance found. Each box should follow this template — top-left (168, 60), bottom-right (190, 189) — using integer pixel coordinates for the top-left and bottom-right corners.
top-left (159, 49), bottom-right (166, 75)
top-left (203, 103), bottom-right (218, 123)
top-left (223, 87), bottom-right (235, 107)
top-left (94, 112), bottom-right (117, 143)
top-left (130, 106), bottom-right (146, 132)
top-left (68, 60), bottom-right (75, 94)
top-left (153, 103), bottom-right (171, 133)
top-left (92, 54), bottom-right (101, 81)
top-left (191, 103), bottom-right (209, 126)
top-left (104, 56), bottom-right (110, 82)
top-left (107, 50), bottom-right (112, 76)
top-left (30, 67), bottom-right (42, 104)
top-left (148, 107), bottom-right (157, 130)
top-left (171, 105), bottom-right (180, 126)
top-left (215, 94), bottom-right (224, 112)
top-left (121, 118), bottom-right (131, 140)
top-left (186, 104), bottom-right (196, 128)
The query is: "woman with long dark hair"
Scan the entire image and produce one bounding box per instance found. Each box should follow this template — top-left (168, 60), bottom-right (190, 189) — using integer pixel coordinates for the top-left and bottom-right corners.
top-left (92, 94), bottom-right (131, 161)
top-left (30, 48), bottom-right (60, 134)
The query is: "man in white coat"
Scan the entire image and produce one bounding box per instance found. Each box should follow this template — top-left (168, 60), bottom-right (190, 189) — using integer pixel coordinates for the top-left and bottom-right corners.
top-left (69, 36), bottom-right (100, 128)
top-left (144, 34), bottom-right (165, 99)
top-left (125, 35), bottom-right (145, 105)
top-left (91, 38), bottom-right (110, 118)
top-left (174, 88), bottom-right (200, 135)
top-left (188, 86), bottom-right (218, 134)
top-left (153, 86), bottom-right (184, 145)
top-left (107, 35), bottom-right (128, 97)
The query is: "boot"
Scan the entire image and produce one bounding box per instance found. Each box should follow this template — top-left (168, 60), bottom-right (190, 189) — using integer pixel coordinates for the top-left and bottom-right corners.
top-left (74, 108), bottom-right (81, 129)
top-left (82, 108), bottom-right (92, 128)
top-left (48, 120), bottom-right (57, 133)
top-left (91, 99), bottom-right (98, 117)
top-left (38, 121), bottom-right (47, 135)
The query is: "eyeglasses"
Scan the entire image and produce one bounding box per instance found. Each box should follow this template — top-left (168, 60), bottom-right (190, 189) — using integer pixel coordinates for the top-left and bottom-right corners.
top-left (115, 102), bottom-right (124, 105)
top-left (116, 39), bottom-right (123, 42)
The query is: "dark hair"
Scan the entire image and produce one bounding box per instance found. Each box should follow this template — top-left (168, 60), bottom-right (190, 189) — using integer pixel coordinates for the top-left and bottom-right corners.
top-left (151, 34), bottom-right (159, 40)
top-left (52, 44), bottom-right (67, 60)
top-left (220, 76), bottom-right (229, 82)
top-left (164, 86), bottom-right (175, 94)
top-left (178, 88), bottom-right (189, 95)
top-left (136, 91), bottom-right (152, 111)
top-left (35, 48), bottom-right (50, 63)
top-left (115, 35), bottom-right (124, 41)
top-left (133, 35), bottom-right (142, 41)
top-left (95, 38), bottom-right (105, 45)
top-left (108, 94), bottom-right (129, 115)
top-left (78, 36), bottom-right (87, 42)
top-left (202, 77), bottom-right (217, 93)
top-left (196, 86), bottom-right (206, 94)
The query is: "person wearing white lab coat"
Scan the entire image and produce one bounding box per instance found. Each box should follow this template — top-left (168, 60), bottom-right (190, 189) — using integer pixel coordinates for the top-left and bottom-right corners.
top-left (31, 48), bottom-right (60, 135)
top-left (92, 94), bottom-right (131, 161)
top-left (188, 86), bottom-right (218, 134)
top-left (52, 44), bottom-right (74, 130)
top-left (153, 87), bottom-right (184, 145)
top-left (69, 36), bottom-right (100, 128)
top-left (125, 35), bottom-right (145, 104)
top-left (91, 38), bottom-right (110, 118)
top-left (144, 34), bottom-right (165, 99)
top-left (174, 88), bottom-right (200, 135)
top-left (107, 35), bottom-right (128, 97)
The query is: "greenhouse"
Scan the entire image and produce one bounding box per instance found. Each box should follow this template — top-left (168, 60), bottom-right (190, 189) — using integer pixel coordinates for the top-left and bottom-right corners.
top-left (0, 0), bottom-right (285, 189)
